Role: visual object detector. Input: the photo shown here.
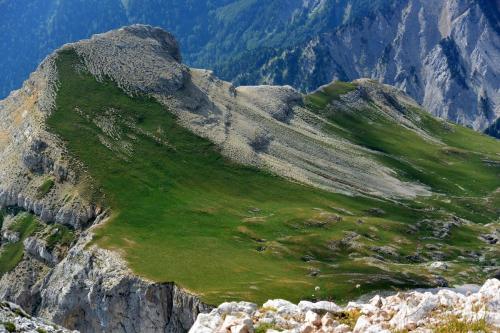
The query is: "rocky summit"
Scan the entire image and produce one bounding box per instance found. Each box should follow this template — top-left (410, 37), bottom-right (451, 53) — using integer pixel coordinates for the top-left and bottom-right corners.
top-left (190, 279), bottom-right (500, 333)
top-left (0, 23), bottom-right (499, 333)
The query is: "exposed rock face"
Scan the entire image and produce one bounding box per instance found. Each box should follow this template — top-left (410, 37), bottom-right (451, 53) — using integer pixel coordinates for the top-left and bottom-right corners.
top-left (36, 234), bottom-right (210, 333)
top-left (74, 25), bottom-right (188, 96)
top-left (22, 237), bottom-right (57, 265)
top-left (485, 117), bottom-right (500, 138)
top-left (0, 231), bottom-right (210, 333)
top-left (0, 257), bottom-right (49, 314)
top-left (0, 301), bottom-right (76, 333)
top-left (236, 0), bottom-right (500, 132)
top-left (190, 279), bottom-right (500, 333)
top-left (0, 50), bottom-right (98, 229)
top-left (1, 230), bottom-right (19, 243)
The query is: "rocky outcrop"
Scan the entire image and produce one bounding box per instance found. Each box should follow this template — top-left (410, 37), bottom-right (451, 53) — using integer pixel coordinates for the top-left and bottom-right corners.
top-left (0, 47), bottom-right (98, 229)
top-left (0, 187), bottom-right (98, 229)
top-left (0, 301), bottom-right (76, 333)
top-left (34, 234), bottom-right (209, 333)
top-left (74, 25), bottom-right (188, 96)
top-left (22, 237), bottom-right (57, 265)
top-left (0, 230), bottom-right (210, 333)
top-left (0, 256), bottom-right (50, 314)
top-left (190, 279), bottom-right (500, 333)
top-left (1, 230), bottom-right (19, 244)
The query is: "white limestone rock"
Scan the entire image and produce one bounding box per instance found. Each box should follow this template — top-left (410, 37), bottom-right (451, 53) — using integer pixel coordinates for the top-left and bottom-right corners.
top-left (191, 279), bottom-right (500, 333)
top-left (0, 301), bottom-right (76, 333)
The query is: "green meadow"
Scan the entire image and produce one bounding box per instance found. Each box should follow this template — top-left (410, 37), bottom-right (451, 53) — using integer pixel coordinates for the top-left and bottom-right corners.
top-left (45, 51), bottom-right (500, 305)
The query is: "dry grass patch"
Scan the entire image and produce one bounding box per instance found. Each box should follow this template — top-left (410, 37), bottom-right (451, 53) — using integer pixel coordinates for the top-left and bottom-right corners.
top-left (432, 314), bottom-right (493, 333)
top-left (332, 309), bottom-right (361, 329)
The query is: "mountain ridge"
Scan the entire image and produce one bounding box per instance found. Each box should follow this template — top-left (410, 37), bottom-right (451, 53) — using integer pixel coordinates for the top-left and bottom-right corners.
top-left (0, 25), bottom-right (498, 332)
top-left (1, 0), bottom-right (499, 136)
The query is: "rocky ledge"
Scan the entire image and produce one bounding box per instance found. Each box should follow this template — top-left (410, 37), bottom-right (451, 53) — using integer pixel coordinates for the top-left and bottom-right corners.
top-left (190, 279), bottom-right (500, 333)
top-left (0, 301), bottom-right (76, 333)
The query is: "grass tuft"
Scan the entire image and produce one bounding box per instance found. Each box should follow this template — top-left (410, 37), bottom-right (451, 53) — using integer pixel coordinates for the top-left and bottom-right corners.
top-left (36, 178), bottom-right (55, 199)
top-left (0, 214), bottom-right (40, 276)
top-left (45, 224), bottom-right (74, 251)
top-left (432, 315), bottom-right (493, 333)
top-left (255, 323), bottom-right (281, 333)
top-left (332, 309), bottom-right (361, 329)
top-left (3, 322), bottom-right (16, 333)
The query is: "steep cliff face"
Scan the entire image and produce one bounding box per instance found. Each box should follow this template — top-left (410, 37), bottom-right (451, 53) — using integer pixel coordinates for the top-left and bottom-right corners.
top-left (226, 0), bottom-right (500, 132)
top-left (0, 217), bottom-right (209, 333)
top-left (36, 234), bottom-right (209, 333)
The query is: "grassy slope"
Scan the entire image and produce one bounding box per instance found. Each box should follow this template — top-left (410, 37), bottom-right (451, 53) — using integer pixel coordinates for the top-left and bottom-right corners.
top-left (0, 213), bottom-right (40, 276)
top-left (306, 82), bottom-right (500, 222)
top-left (47, 52), bottom-right (499, 305)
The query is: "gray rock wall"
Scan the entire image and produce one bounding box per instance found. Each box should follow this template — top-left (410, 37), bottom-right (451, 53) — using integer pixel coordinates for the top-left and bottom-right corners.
top-left (0, 230), bottom-right (211, 333)
top-left (36, 235), bottom-right (210, 333)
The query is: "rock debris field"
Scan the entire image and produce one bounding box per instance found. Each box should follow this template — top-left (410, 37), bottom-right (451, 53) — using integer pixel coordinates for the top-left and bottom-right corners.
top-left (190, 279), bottom-right (500, 333)
top-left (0, 301), bottom-right (77, 333)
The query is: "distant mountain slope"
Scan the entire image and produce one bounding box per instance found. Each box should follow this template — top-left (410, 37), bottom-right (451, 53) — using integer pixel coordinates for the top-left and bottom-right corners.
top-left (1, 0), bottom-right (498, 133)
top-left (0, 0), bottom-right (382, 99)
top-left (0, 26), bottom-right (498, 332)
top-left (219, 0), bottom-right (500, 132)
